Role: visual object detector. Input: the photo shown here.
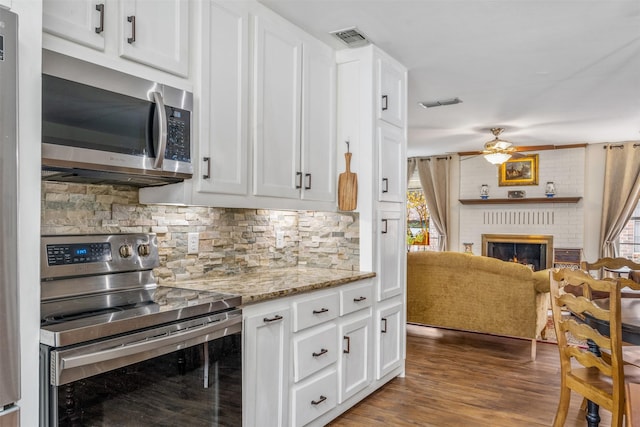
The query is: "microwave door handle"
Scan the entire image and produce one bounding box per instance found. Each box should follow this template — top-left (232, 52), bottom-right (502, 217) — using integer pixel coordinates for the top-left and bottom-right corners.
top-left (151, 91), bottom-right (167, 170)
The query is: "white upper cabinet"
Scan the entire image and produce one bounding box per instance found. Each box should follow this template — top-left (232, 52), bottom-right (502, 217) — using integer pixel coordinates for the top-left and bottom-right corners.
top-left (377, 56), bottom-right (406, 128)
top-left (43, 0), bottom-right (106, 50)
top-left (197, 0), bottom-right (249, 195)
top-left (377, 122), bottom-right (404, 203)
top-left (253, 14), bottom-right (303, 199)
top-left (119, 0), bottom-right (189, 76)
top-left (43, 0), bottom-right (189, 77)
top-left (253, 13), bottom-right (336, 203)
top-left (301, 39), bottom-right (336, 202)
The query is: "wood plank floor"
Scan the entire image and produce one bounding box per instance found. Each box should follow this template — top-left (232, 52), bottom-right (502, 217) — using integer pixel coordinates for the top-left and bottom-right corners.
top-left (329, 325), bottom-right (613, 427)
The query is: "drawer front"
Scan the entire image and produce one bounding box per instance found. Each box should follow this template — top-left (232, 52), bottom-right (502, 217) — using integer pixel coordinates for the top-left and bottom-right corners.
top-left (293, 292), bottom-right (339, 332)
top-left (293, 323), bottom-right (338, 382)
top-left (292, 368), bottom-right (337, 427)
top-left (340, 280), bottom-right (373, 316)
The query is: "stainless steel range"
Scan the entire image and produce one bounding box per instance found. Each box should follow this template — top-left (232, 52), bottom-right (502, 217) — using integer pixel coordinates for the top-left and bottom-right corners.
top-left (39, 234), bottom-right (242, 426)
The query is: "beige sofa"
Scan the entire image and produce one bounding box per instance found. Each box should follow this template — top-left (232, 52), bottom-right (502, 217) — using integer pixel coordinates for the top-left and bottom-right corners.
top-left (407, 251), bottom-right (550, 359)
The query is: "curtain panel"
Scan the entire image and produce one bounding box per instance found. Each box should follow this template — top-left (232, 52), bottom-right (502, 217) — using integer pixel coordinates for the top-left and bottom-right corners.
top-left (600, 142), bottom-right (640, 257)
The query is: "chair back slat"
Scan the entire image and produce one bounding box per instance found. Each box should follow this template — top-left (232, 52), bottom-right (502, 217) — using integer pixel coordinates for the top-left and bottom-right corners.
top-left (582, 257), bottom-right (640, 272)
top-left (550, 267), bottom-right (626, 424)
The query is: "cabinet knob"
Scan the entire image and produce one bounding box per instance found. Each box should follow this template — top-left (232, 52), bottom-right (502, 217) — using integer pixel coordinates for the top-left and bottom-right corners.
top-left (343, 336), bottom-right (351, 354)
top-left (127, 15), bottom-right (136, 44)
top-left (311, 395), bottom-right (327, 406)
top-left (381, 219), bottom-right (388, 234)
top-left (304, 173), bottom-right (312, 190)
top-left (203, 157), bottom-right (211, 179)
top-left (263, 315), bottom-right (283, 323)
top-left (382, 177), bottom-right (389, 193)
top-left (381, 317), bottom-right (388, 333)
top-left (295, 172), bottom-right (303, 189)
top-left (95, 4), bottom-right (105, 34)
top-left (381, 94), bottom-right (388, 111)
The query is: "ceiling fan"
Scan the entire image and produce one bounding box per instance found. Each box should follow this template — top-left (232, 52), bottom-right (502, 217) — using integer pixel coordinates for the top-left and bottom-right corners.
top-left (482, 128), bottom-right (523, 164)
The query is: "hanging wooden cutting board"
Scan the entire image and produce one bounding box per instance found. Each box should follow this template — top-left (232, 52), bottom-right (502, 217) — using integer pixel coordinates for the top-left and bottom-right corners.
top-left (338, 152), bottom-right (357, 211)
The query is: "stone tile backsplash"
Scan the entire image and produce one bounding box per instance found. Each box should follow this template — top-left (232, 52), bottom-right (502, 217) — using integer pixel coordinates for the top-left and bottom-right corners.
top-left (41, 182), bottom-right (359, 281)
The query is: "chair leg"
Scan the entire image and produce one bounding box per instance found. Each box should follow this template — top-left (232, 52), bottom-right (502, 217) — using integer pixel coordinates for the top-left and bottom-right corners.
top-left (531, 339), bottom-right (536, 361)
top-left (553, 386), bottom-right (571, 427)
top-left (626, 382), bottom-right (640, 427)
top-left (580, 397), bottom-right (587, 412)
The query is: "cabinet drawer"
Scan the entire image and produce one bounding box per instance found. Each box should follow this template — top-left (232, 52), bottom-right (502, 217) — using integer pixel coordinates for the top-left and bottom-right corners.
top-left (292, 292), bottom-right (339, 332)
top-left (293, 323), bottom-right (337, 382)
top-left (292, 368), bottom-right (337, 427)
top-left (340, 280), bottom-right (373, 316)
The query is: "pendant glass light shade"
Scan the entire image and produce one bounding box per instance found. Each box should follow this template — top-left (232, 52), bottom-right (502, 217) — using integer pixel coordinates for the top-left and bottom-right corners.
top-left (484, 152), bottom-right (512, 165)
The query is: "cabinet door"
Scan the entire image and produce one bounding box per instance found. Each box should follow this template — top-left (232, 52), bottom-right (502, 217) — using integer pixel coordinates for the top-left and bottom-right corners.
top-left (377, 210), bottom-right (404, 301)
top-left (300, 40), bottom-right (336, 202)
top-left (43, 0), bottom-right (106, 50)
top-left (244, 307), bottom-right (290, 427)
top-left (339, 312), bottom-right (372, 403)
top-left (376, 300), bottom-right (403, 380)
top-left (119, 0), bottom-right (189, 76)
top-left (253, 15), bottom-right (302, 199)
top-left (377, 57), bottom-right (405, 127)
top-left (377, 123), bottom-right (404, 203)
top-left (197, 1), bottom-right (249, 195)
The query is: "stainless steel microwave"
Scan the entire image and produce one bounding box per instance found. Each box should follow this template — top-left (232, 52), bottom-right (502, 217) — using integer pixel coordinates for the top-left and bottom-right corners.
top-left (41, 51), bottom-right (193, 187)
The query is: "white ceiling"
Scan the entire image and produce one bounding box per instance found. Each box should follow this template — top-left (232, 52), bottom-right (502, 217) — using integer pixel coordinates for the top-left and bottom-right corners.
top-left (259, 0), bottom-right (640, 157)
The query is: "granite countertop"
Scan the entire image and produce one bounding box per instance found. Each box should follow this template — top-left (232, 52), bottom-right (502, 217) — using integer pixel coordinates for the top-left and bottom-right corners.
top-left (160, 266), bottom-right (376, 305)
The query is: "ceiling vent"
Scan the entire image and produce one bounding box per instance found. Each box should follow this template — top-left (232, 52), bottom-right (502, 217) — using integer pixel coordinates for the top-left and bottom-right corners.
top-left (418, 97), bottom-right (463, 108)
top-left (330, 27), bottom-right (370, 48)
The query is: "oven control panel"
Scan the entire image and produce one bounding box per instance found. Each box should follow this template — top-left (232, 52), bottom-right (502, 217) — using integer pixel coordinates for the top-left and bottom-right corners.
top-left (46, 242), bottom-right (112, 266)
top-left (41, 234), bottom-right (159, 279)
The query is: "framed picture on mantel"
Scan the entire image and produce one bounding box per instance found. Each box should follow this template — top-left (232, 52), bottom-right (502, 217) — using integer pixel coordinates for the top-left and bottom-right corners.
top-left (498, 154), bottom-right (539, 186)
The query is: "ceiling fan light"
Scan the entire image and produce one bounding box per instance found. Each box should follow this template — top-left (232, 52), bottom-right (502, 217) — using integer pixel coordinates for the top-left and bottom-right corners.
top-left (484, 152), bottom-right (512, 165)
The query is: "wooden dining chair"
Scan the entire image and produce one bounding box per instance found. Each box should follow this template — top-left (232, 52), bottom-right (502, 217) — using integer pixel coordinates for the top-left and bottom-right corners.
top-left (549, 268), bottom-right (640, 427)
top-left (582, 257), bottom-right (640, 295)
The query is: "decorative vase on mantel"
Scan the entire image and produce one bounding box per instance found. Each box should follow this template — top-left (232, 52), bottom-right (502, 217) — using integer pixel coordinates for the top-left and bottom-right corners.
top-left (545, 181), bottom-right (556, 198)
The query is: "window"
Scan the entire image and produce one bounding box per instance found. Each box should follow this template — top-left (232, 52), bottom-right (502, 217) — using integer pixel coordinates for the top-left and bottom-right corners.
top-left (407, 169), bottom-right (440, 251)
top-left (619, 201), bottom-right (640, 262)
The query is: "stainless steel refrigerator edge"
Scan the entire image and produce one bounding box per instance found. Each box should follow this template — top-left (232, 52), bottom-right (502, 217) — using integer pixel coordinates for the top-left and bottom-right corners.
top-left (0, 7), bottom-right (21, 424)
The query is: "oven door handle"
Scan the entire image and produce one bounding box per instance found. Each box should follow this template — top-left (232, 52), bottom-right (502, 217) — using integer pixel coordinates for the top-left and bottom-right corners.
top-left (53, 311), bottom-right (241, 385)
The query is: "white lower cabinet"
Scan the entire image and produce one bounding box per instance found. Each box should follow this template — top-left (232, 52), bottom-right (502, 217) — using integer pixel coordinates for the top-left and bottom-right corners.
top-left (376, 299), bottom-right (404, 380)
top-left (291, 368), bottom-right (338, 427)
top-left (338, 311), bottom-right (372, 403)
top-left (244, 303), bottom-right (290, 427)
top-left (244, 278), bottom-right (399, 427)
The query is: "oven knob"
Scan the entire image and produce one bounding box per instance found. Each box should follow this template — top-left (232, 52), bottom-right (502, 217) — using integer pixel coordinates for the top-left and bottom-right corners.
top-left (138, 244), bottom-right (151, 257)
top-left (119, 244), bottom-right (133, 258)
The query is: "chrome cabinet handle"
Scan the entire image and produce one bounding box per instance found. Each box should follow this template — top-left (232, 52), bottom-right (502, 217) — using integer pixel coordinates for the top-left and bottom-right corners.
top-left (381, 95), bottom-right (388, 111)
top-left (312, 348), bottom-right (328, 357)
top-left (382, 177), bottom-right (389, 193)
top-left (311, 395), bottom-right (327, 405)
top-left (353, 296), bottom-right (366, 302)
top-left (381, 317), bottom-right (388, 333)
top-left (263, 315), bottom-right (283, 323)
top-left (295, 172), bottom-right (302, 189)
top-left (151, 92), bottom-right (167, 170)
top-left (312, 308), bottom-right (329, 315)
top-left (202, 157), bottom-right (211, 179)
top-left (127, 15), bottom-right (136, 44)
top-left (95, 4), bottom-right (105, 34)
top-left (305, 173), bottom-right (312, 190)
top-left (343, 336), bottom-right (350, 354)
top-left (381, 219), bottom-right (388, 234)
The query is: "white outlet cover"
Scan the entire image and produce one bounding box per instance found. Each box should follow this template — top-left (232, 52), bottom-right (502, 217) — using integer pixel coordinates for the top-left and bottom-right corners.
top-left (187, 232), bottom-right (199, 254)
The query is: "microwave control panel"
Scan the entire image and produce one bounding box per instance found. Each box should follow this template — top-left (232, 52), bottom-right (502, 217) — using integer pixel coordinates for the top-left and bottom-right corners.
top-left (166, 108), bottom-right (191, 163)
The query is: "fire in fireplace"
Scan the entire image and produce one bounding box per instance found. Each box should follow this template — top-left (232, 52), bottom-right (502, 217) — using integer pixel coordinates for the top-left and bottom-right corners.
top-left (482, 234), bottom-right (553, 271)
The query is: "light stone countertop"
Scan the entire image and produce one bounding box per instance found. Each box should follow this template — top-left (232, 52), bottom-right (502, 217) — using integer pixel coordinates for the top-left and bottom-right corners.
top-left (160, 266), bottom-right (376, 305)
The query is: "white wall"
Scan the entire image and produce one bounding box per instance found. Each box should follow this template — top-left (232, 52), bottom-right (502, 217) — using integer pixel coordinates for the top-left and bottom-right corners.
top-left (452, 146), bottom-right (605, 262)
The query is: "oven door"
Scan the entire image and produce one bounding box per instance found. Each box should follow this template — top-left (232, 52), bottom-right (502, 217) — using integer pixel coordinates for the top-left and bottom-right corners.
top-left (40, 309), bottom-right (242, 427)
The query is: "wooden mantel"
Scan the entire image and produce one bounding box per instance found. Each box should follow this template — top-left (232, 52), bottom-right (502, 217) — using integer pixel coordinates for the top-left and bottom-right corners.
top-left (459, 197), bottom-right (582, 205)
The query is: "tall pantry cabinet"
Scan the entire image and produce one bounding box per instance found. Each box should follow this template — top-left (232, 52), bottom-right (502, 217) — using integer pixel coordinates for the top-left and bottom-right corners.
top-left (336, 45), bottom-right (408, 387)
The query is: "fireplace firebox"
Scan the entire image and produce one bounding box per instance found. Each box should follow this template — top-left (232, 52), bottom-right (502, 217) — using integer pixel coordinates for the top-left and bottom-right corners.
top-left (482, 234), bottom-right (553, 271)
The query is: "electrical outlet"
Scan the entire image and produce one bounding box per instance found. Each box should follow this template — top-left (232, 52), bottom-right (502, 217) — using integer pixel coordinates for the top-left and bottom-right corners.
top-left (187, 232), bottom-right (199, 254)
top-left (275, 231), bottom-right (285, 249)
